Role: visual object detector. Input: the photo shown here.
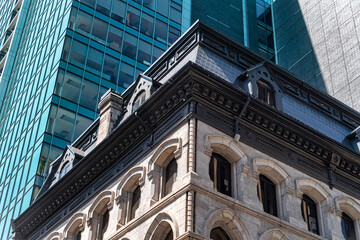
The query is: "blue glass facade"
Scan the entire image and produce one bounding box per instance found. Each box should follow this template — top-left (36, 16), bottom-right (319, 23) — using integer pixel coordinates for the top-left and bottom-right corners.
top-left (0, 0), bottom-right (182, 238)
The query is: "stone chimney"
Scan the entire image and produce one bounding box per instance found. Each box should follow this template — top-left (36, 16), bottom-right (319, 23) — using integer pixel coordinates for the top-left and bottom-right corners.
top-left (97, 89), bottom-right (123, 144)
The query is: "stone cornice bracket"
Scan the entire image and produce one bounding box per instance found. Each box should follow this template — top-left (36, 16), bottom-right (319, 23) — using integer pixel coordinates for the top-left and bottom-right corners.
top-left (234, 96), bottom-right (250, 142)
top-left (135, 111), bottom-right (154, 146)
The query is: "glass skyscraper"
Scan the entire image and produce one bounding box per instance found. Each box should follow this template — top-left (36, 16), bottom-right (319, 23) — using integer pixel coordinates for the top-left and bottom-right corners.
top-left (0, 0), bottom-right (275, 238)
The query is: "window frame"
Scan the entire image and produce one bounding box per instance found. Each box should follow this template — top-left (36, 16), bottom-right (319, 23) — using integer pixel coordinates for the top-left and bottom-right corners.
top-left (209, 153), bottom-right (232, 197)
top-left (301, 194), bottom-right (319, 235)
top-left (341, 212), bottom-right (356, 240)
top-left (162, 157), bottom-right (177, 197)
top-left (257, 79), bottom-right (275, 107)
top-left (257, 174), bottom-right (278, 217)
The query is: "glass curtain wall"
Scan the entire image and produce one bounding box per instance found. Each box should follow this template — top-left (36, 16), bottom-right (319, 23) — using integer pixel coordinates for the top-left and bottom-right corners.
top-left (0, 0), bottom-right (182, 238)
top-left (0, 0), bottom-right (73, 238)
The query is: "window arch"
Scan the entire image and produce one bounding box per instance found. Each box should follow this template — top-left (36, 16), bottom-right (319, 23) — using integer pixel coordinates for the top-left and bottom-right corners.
top-left (63, 212), bottom-right (86, 240)
top-left (116, 166), bottom-right (145, 227)
top-left (257, 174), bottom-right (277, 217)
top-left (257, 80), bottom-right (275, 107)
top-left (301, 194), bottom-right (319, 235)
top-left (335, 197), bottom-right (360, 240)
top-left (46, 232), bottom-right (62, 240)
top-left (209, 153), bottom-right (231, 197)
top-left (87, 190), bottom-right (114, 240)
top-left (147, 138), bottom-right (182, 203)
top-left (259, 228), bottom-right (290, 240)
top-left (296, 178), bottom-right (331, 236)
top-left (210, 227), bottom-right (231, 240)
top-left (253, 158), bottom-right (290, 218)
top-left (144, 212), bottom-right (178, 240)
top-left (204, 135), bottom-right (247, 199)
top-left (203, 208), bottom-right (251, 240)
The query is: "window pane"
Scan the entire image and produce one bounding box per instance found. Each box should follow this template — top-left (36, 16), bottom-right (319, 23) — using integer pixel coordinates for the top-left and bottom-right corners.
top-left (92, 18), bottom-right (108, 43)
top-left (103, 55), bottom-right (119, 84)
top-left (157, 0), bottom-right (169, 16)
top-left (152, 46), bottom-right (163, 63)
top-left (126, 6), bottom-right (140, 30)
top-left (119, 62), bottom-right (134, 87)
top-left (107, 26), bottom-right (122, 51)
top-left (155, 20), bottom-right (167, 43)
top-left (76, 11), bottom-right (92, 35)
top-left (130, 185), bottom-right (141, 220)
top-left (86, 48), bottom-right (103, 74)
top-left (164, 158), bottom-right (177, 196)
top-left (68, 8), bottom-right (77, 29)
top-left (53, 108), bottom-right (75, 141)
top-left (80, 0), bottom-right (95, 8)
top-left (168, 26), bottom-right (180, 44)
top-left (74, 114), bottom-right (93, 140)
top-left (122, 33), bottom-right (137, 59)
top-left (170, 2), bottom-right (181, 23)
top-left (137, 40), bottom-right (151, 66)
top-left (140, 13), bottom-right (154, 37)
top-left (258, 174), bottom-right (277, 217)
top-left (61, 37), bottom-right (71, 61)
top-left (96, 0), bottom-right (111, 16)
top-left (61, 72), bottom-right (82, 103)
top-left (54, 69), bottom-right (65, 96)
top-left (80, 79), bottom-right (98, 110)
top-left (112, 0), bottom-right (126, 23)
top-left (143, 0), bottom-right (154, 9)
top-left (69, 40), bottom-right (87, 67)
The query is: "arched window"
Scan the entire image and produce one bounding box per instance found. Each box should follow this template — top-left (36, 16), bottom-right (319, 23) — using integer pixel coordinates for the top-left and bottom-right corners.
top-left (257, 174), bottom-right (277, 217)
top-left (99, 209), bottom-right (109, 240)
top-left (163, 158), bottom-right (177, 197)
top-left (60, 162), bottom-right (70, 178)
top-left (301, 194), bottom-right (319, 235)
top-left (129, 185), bottom-right (141, 220)
top-left (210, 227), bottom-right (231, 240)
top-left (164, 229), bottom-right (173, 240)
top-left (257, 80), bottom-right (275, 107)
top-left (133, 91), bottom-right (146, 112)
top-left (341, 212), bottom-right (356, 240)
top-left (209, 153), bottom-right (231, 196)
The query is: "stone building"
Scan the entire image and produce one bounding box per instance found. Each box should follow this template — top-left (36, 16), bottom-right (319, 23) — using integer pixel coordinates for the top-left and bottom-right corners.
top-left (11, 22), bottom-right (360, 240)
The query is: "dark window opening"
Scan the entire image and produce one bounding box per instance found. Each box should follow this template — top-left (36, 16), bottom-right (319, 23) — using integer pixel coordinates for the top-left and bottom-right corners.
top-left (164, 158), bottom-right (177, 196)
top-left (257, 174), bottom-right (277, 217)
top-left (257, 80), bottom-right (275, 107)
top-left (301, 194), bottom-right (319, 235)
top-left (164, 229), bottom-right (173, 240)
top-left (99, 209), bottom-right (109, 240)
top-left (209, 153), bottom-right (231, 197)
top-left (130, 185), bottom-right (141, 220)
top-left (341, 212), bottom-right (356, 240)
top-left (76, 231), bottom-right (82, 240)
top-left (210, 227), bottom-right (231, 240)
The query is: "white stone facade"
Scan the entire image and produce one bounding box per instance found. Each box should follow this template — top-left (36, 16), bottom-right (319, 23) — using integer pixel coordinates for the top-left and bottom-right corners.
top-left (43, 120), bottom-right (360, 240)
